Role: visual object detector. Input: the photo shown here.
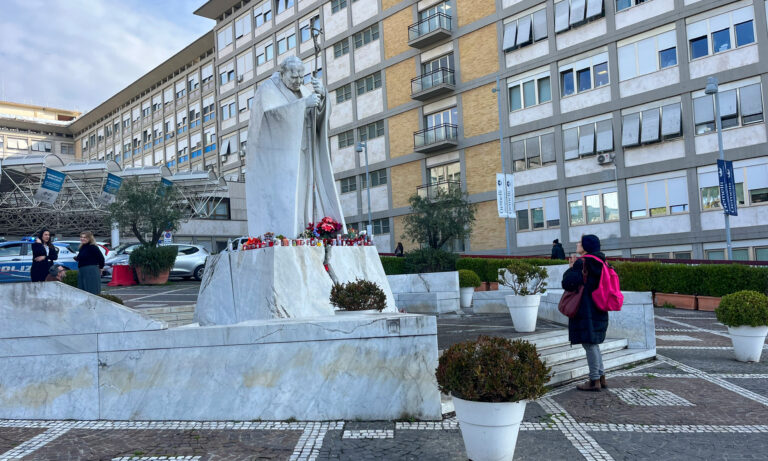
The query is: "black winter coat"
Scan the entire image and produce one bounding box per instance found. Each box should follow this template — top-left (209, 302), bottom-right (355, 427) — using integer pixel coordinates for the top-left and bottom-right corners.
top-left (30, 242), bottom-right (58, 282)
top-left (562, 252), bottom-right (609, 345)
top-left (551, 243), bottom-right (566, 260)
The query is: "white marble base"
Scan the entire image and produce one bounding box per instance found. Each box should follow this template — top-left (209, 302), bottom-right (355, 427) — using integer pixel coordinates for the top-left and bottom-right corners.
top-left (387, 272), bottom-right (460, 315)
top-left (196, 246), bottom-right (396, 325)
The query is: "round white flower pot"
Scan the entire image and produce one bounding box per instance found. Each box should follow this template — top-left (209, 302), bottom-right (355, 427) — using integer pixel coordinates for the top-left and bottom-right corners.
top-left (728, 325), bottom-right (768, 362)
top-left (505, 294), bottom-right (541, 333)
top-left (460, 287), bottom-right (475, 308)
top-left (453, 396), bottom-right (527, 461)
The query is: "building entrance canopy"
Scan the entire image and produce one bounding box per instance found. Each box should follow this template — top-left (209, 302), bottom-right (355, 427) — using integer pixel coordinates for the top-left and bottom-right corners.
top-left (0, 154), bottom-right (227, 237)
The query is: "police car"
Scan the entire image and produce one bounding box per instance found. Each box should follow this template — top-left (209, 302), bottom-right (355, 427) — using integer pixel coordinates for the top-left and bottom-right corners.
top-left (0, 238), bottom-right (78, 283)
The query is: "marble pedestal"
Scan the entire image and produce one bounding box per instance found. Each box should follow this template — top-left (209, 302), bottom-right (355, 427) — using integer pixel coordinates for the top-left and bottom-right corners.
top-left (195, 245), bottom-right (397, 325)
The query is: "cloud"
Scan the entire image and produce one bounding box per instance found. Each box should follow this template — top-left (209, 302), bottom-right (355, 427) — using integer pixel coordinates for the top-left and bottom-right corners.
top-left (0, 0), bottom-right (213, 112)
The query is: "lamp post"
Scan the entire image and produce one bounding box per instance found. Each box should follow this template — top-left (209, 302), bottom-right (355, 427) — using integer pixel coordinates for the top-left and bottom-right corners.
top-left (492, 77), bottom-right (512, 255)
top-left (355, 141), bottom-right (373, 238)
top-left (705, 76), bottom-right (733, 260)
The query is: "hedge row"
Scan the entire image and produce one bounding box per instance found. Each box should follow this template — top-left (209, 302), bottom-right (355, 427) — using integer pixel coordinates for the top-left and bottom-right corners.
top-left (380, 256), bottom-right (407, 275)
top-left (612, 261), bottom-right (768, 297)
top-left (456, 257), bottom-right (566, 283)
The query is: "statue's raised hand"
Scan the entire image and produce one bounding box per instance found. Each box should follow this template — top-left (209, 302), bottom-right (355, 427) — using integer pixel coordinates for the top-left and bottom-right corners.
top-left (305, 93), bottom-right (322, 108)
top-left (311, 77), bottom-right (325, 96)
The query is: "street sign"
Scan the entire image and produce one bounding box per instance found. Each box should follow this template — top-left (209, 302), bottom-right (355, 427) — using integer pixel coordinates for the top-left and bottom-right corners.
top-left (33, 168), bottom-right (66, 204)
top-left (163, 231), bottom-right (173, 245)
top-left (717, 159), bottom-right (738, 216)
top-left (496, 173), bottom-right (508, 218)
top-left (98, 173), bottom-right (123, 206)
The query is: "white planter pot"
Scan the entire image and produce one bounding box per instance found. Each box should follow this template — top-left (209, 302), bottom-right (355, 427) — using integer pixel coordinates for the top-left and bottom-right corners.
top-left (460, 287), bottom-right (475, 308)
top-left (728, 325), bottom-right (768, 362)
top-left (453, 396), bottom-right (527, 461)
top-left (505, 294), bottom-right (541, 333)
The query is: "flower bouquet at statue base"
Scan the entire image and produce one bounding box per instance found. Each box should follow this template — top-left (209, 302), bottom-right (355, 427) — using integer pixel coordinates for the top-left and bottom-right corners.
top-left (306, 217), bottom-right (343, 246)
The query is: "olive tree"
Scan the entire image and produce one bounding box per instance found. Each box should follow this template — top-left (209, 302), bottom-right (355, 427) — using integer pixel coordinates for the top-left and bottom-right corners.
top-left (401, 186), bottom-right (476, 250)
top-left (107, 178), bottom-right (183, 247)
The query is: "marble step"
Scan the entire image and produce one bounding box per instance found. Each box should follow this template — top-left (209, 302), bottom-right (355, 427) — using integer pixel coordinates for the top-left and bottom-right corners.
top-left (548, 347), bottom-right (657, 386)
top-left (540, 338), bottom-right (629, 367)
top-left (521, 329), bottom-right (572, 350)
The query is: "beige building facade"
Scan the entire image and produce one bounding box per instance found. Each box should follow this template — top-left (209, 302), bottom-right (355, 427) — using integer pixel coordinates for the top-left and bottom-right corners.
top-left (59, 0), bottom-right (768, 259)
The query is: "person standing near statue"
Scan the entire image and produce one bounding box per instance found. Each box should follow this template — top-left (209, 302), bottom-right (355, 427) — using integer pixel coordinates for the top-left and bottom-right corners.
top-left (75, 231), bottom-right (105, 295)
top-left (245, 55), bottom-right (345, 238)
top-left (30, 228), bottom-right (58, 282)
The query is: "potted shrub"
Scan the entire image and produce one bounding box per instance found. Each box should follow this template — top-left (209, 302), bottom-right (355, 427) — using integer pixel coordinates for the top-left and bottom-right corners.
top-left (129, 245), bottom-right (178, 285)
top-left (330, 278), bottom-right (387, 314)
top-left (499, 261), bottom-right (548, 332)
top-left (459, 270), bottom-right (481, 308)
top-left (436, 336), bottom-right (551, 461)
top-left (715, 290), bottom-right (768, 362)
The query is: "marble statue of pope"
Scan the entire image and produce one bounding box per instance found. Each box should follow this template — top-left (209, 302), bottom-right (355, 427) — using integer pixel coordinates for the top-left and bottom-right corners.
top-left (245, 55), bottom-right (346, 238)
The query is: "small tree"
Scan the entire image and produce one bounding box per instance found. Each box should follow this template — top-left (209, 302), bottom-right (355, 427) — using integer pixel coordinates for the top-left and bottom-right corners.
top-left (107, 178), bottom-right (183, 247)
top-left (402, 186), bottom-right (476, 250)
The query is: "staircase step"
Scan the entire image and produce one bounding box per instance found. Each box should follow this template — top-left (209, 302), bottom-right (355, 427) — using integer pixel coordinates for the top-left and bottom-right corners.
top-left (548, 348), bottom-right (657, 386)
top-left (522, 329), bottom-right (570, 350)
top-left (540, 338), bottom-right (628, 367)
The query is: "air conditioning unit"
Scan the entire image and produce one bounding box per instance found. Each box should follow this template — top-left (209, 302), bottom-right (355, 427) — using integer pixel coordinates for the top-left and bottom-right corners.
top-left (596, 152), bottom-right (615, 165)
top-left (221, 154), bottom-right (229, 162)
top-left (239, 149), bottom-right (246, 157)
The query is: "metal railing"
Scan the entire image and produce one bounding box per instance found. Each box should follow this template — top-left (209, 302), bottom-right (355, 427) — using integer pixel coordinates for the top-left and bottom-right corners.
top-left (414, 124), bottom-right (458, 149)
top-left (411, 68), bottom-right (455, 94)
top-left (416, 180), bottom-right (461, 199)
top-left (408, 12), bottom-right (452, 41)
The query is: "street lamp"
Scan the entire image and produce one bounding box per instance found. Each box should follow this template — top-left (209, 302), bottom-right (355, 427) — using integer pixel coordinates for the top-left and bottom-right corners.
top-left (355, 141), bottom-right (373, 238)
top-left (492, 77), bottom-right (512, 255)
top-left (704, 76), bottom-right (733, 260)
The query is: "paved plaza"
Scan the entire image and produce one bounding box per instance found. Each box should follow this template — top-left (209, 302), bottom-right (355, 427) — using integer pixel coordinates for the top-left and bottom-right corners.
top-left (3, 291), bottom-right (768, 460)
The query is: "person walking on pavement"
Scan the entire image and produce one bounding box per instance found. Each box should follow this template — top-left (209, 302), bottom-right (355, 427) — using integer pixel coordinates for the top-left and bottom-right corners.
top-left (562, 234), bottom-right (609, 391)
top-left (75, 231), bottom-right (105, 295)
top-left (551, 239), bottom-right (566, 260)
top-left (394, 242), bottom-right (404, 257)
top-left (30, 228), bottom-right (58, 282)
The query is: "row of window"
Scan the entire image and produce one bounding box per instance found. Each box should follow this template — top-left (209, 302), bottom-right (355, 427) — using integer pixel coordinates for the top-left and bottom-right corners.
top-left (339, 169), bottom-right (388, 193)
top-left (1, 138), bottom-right (70, 154)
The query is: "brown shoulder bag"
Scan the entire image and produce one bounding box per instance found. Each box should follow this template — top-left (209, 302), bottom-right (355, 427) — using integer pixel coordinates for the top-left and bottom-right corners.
top-left (558, 260), bottom-right (587, 318)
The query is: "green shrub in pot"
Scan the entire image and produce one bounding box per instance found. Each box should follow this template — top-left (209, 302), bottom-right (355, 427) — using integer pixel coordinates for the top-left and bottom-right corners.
top-left (716, 290), bottom-right (768, 327)
top-left (458, 270), bottom-right (481, 288)
top-left (128, 245), bottom-right (178, 278)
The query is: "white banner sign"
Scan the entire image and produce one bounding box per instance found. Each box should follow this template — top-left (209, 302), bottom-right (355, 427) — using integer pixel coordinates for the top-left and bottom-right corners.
top-left (504, 173), bottom-right (514, 217)
top-left (496, 173), bottom-right (515, 218)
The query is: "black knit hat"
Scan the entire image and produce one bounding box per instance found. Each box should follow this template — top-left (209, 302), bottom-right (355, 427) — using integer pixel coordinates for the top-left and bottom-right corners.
top-left (581, 234), bottom-right (600, 253)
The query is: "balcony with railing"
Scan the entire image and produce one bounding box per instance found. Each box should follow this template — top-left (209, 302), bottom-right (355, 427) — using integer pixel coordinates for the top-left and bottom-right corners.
top-left (416, 180), bottom-right (461, 199)
top-left (411, 68), bottom-right (455, 101)
top-left (414, 123), bottom-right (458, 153)
top-left (408, 12), bottom-right (452, 48)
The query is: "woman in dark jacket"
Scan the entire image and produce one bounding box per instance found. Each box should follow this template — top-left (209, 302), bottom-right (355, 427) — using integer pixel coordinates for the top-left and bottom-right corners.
top-left (30, 228), bottom-right (58, 282)
top-left (562, 234), bottom-right (609, 392)
top-left (75, 231), bottom-right (105, 295)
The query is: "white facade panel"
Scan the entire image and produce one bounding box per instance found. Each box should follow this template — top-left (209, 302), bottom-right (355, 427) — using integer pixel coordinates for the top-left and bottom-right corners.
top-left (560, 85), bottom-right (611, 113)
top-left (352, 0), bottom-right (378, 25)
top-left (556, 18), bottom-right (607, 51)
top-left (332, 145), bottom-right (356, 173)
top-left (505, 40), bottom-right (549, 68)
top-left (362, 185), bottom-right (389, 214)
top-left (323, 2), bottom-right (348, 40)
top-left (701, 206), bottom-right (768, 230)
top-left (624, 139), bottom-right (685, 167)
top-left (354, 41), bottom-right (382, 73)
top-left (329, 99), bottom-right (353, 129)
top-left (358, 137), bottom-right (386, 165)
top-left (513, 164), bottom-right (558, 187)
top-left (568, 221), bottom-right (621, 242)
top-left (619, 66), bottom-right (679, 98)
top-left (509, 102), bottom-right (553, 126)
top-left (564, 155), bottom-right (615, 177)
top-left (616, 0), bottom-right (675, 29)
top-left (517, 228), bottom-right (561, 247)
top-left (689, 45), bottom-right (759, 79)
top-left (695, 124), bottom-right (767, 155)
top-left (629, 214), bottom-right (691, 237)
top-left (357, 88), bottom-right (384, 120)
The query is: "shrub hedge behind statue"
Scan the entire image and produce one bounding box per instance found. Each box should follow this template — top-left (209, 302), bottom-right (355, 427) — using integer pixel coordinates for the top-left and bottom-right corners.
top-left (330, 278), bottom-right (387, 312)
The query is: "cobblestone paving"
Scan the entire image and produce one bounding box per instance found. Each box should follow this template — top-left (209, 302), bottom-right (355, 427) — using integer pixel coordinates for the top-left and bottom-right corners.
top-left (436, 314), bottom-right (561, 350)
top-left (3, 308), bottom-right (768, 460)
top-left (104, 281), bottom-right (200, 309)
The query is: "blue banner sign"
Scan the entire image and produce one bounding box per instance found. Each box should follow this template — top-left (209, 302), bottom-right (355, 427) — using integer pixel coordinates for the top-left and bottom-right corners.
top-left (33, 168), bottom-right (67, 204)
top-left (99, 173), bottom-right (123, 205)
top-left (717, 159), bottom-right (738, 216)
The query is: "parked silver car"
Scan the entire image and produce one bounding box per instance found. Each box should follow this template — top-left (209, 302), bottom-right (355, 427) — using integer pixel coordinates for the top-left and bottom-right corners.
top-left (104, 243), bottom-right (209, 281)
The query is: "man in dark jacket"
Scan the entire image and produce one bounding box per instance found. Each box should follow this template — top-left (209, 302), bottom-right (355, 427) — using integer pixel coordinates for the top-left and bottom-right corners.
top-left (551, 239), bottom-right (566, 260)
top-left (562, 234), bottom-right (609, 391)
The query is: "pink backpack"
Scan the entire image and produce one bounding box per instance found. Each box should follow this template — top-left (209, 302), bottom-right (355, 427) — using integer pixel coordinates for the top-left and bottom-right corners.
top-left (582, 255), bottom-right (623, 312)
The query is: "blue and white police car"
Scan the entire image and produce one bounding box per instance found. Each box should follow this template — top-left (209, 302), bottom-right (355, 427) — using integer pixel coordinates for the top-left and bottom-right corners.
top-left (0, 238), bottom-right (78, 283)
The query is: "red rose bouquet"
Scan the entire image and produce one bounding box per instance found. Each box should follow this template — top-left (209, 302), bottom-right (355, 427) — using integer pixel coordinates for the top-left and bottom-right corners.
top-left (307, 217), bottom-right (343, 239)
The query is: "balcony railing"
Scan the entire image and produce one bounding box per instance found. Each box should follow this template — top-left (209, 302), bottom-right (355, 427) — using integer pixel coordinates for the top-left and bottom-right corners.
top-left (417, 180), bottom-right (462, 199)
top-left (411, 68), bottom-right (455, 100)
top-left (408, 12), bottom-right (452, 48)
top-left (414, 123), bottom-right (458, 153)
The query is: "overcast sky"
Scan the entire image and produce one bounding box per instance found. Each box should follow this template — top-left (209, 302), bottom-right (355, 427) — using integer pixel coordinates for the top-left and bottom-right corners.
top-left (0, 0), bottom-right (213, 113)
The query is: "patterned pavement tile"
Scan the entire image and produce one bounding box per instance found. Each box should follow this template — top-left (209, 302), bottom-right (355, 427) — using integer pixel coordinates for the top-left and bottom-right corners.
top-left (0, 427), bottom-right (46, 453)
top-left (315, 429), bottom-right (465, 461)
top-left (553, 376), bottom-right (768, 425)
top-left (21, 429), bottom-right (301, 461)
top-left (660, 349), bottom-right (768, 374)
top-left (655, 331), bottom-right (733, 347)
top-left (725, 378), bottom-right (768, 398)
top-left (590, 432), bottom-right (768, 461)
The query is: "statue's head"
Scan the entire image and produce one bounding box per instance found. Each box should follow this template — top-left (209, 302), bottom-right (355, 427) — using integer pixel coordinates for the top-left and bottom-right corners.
top-left (279, 56), bottom-right (304, 92)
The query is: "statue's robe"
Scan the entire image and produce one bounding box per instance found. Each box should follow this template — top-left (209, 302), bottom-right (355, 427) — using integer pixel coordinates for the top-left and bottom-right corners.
top-left (245, 72), bottom-right (346, 238)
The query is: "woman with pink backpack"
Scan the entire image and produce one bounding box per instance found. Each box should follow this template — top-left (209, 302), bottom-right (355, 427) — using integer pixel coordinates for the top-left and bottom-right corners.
top-left (562, 234), bottom-right (610, 392)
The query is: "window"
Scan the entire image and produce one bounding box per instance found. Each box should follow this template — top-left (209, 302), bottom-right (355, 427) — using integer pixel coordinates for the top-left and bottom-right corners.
top-left (219, 61), bottom-right (235, 85)
top-left (336, 84), bottom-right (352, 103)
top-left (30, 141), bottom-right (52, 152)
top-left (338, 130), bottom-right (354, 149)
top-left (221, 100), bottom-right (237, 121)
top-left (340, 176), bottom-right (356, 193)
top-left (622, 103), bottom-right (681, 147)
top-left (333, 39), bottom-right (349, 58)
top-left (275, 0), bottom-right (294, 14)
top-left (356, 72), bottom-right (382, 95)
top-left (217, 25), bottom-right (233, 49)
top-left (204, 127), bottom-right (217, 152)
top-left (141, 103), bottom-right (150, 118)
top-left (301, 15), bottom-right (320, 43)
top-left (256, 41), bottom-right (274, 65)
top-left (358, 120), bottom-right (384, 141)
top-left (61, 143), bottom-right (73, 155)
top-left (554, 0), bottom-right (604, 33)
top-left (188, 73), bottom-right (199, 92)
top-left (568, 188), bottom-right (619, 225)
top-left (560, 54), bottom-right (608, 96)
top-left (237, 51), bottom-right (253, 80)
top-left (372, 218), bottom-right (390, 235)
top-left (203, 96), bottom-right (216, 122)
top-left (254, 1), bottom-right (273, 27)
top-left (627, 176), bottom-right (688, 219)
top-left (515, 196), bottom-right (560, 231)
top-left (699, 163), bottom-right (768, 209)
top-left (693, 82), bottom-right (763, 135)
top-left (354, 24), bottom-right (379, 49)
top-left (235, 13), bottom-right (251, 39)
top-left (618, 30), bottom-right (677, 81)
top-left (687, 7), bottom-right (755, 60)
top-left (616, 0), bottom-right (649, 12)
top-left (331, 0), bottom-right (347, 13)
top-left (501, 8), bottom-right (547, 52)
top-left (428, 162), bottom-right (461, 185)
top-left (277, 32), bottom-right (296, 55)
top-left (563, 119), bottom-right (613, 159)
top-left (512, 132), bottom-right (556, 171)
top-left (238, 89), bottom-right (255, 112)
top-left (204, 198), bottom-right (231, 220)
top-left (508, 73), bottom-right (551, 111)
top-left (360, 169), bottom-right (387, 188)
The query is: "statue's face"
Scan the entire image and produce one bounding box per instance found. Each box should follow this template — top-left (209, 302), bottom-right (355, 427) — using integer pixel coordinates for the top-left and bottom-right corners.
top-left (281, 64), bottom-right (304, 91)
